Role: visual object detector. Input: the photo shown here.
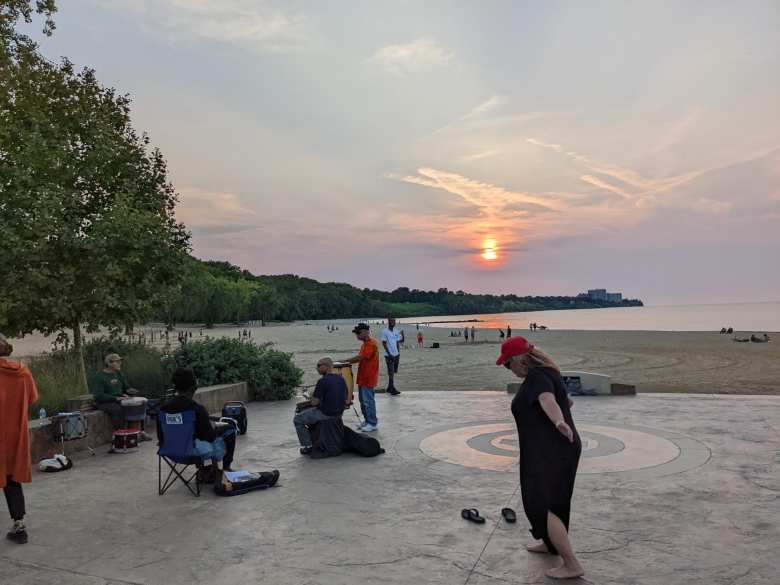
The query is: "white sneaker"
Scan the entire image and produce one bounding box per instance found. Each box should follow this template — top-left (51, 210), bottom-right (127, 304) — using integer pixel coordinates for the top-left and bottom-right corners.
top-left (361, 424), bottom-right (378, 432)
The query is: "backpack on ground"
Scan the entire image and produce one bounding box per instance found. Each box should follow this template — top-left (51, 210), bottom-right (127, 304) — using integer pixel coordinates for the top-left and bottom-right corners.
top-left (222, 401), bottom-right (248, 435)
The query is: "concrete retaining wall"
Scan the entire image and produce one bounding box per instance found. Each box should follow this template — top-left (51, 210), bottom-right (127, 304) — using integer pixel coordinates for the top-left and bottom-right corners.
top-left (506, 375), bottom-right (636, 396)
top-left (29, 382), bottom-right (249, 462)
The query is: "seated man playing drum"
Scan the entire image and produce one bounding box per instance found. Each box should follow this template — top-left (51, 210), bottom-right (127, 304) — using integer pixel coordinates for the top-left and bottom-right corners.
top-left (159, 368), bottom-right (236, 478)
top-left (90, 353), bottom-right (151, 441)
top-left (293, 357), bottom-right (347, 455)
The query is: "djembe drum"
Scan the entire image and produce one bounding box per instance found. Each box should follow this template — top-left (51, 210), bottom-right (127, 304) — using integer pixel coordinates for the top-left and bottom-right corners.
top-left (120, 396), bottom-right (148, 433)
top-left (331, 362), bottom-right (354, 408)
top-left (120, 396), bottom-right (148, 422)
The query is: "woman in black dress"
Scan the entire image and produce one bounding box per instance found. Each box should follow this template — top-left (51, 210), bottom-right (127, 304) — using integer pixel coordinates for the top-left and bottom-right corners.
top-left (496, 336), bottom-right (584, 579)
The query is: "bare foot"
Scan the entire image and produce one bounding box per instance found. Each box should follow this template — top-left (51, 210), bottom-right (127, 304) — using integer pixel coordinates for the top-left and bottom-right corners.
top-left (545, 563), bottom-right (585, 579)
top-left (526, 542), bottom-right (550, 553)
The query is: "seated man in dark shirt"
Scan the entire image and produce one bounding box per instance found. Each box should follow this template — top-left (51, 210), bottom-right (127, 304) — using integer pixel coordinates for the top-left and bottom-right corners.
top-left (293, 357), bottom-right (347, 455)
top-left (158, 368), bottom-right (236, 476)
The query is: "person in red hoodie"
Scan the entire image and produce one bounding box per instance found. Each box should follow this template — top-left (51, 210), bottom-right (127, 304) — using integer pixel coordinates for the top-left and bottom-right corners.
top-left (0, 333), bottom-right (39, 544)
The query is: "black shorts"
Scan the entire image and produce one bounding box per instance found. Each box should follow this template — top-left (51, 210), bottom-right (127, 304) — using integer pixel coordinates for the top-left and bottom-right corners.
top-left (385, 354), bottom-right (400, 374)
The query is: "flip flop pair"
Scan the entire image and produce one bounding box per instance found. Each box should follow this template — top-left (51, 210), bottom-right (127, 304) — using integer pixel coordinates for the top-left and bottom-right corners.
top-left (461, 508), bottom-right (486, 524)
top-left (461, 507), bottom-right (517, 524)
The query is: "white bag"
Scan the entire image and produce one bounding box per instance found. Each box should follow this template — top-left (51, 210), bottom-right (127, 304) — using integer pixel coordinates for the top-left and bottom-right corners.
top-left (39, 453), bottom-right (73, 472)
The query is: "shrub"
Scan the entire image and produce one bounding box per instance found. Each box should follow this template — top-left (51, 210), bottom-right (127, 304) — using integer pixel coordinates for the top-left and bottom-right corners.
top-left (166, 338), bottom-right (302, 400)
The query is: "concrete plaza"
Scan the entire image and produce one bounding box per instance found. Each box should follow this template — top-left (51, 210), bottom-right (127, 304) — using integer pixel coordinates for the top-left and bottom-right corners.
top-left (2, 391), bottom-right (779, 585)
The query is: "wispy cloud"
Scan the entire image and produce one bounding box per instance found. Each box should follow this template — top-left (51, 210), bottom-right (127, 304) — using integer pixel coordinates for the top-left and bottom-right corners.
top-left (387, 168), bottom-right (638, 264)
top-left (460, 95), bottom-right (508, 121)
top-left (369, 37), bottom-right (454, 75)
top-left (460, 149), bottom-right (502, 162)
top-left (96, 0), bottom-right (308, 52)
top-left (689, 198), bottom-right (733, 216)
top-left (526, 138), bottom-right (563, 152)
top-left (579, 175), bottom-right (633, 200)
top-left (398, 168), bottom-right (561, 212)
top-left (525, 137), bottom-right (779, 212)
top-left (175, 187), bottom-right (258, 234)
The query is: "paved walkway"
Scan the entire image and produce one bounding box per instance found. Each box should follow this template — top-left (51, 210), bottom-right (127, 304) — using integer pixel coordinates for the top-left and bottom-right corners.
top-left (2, 392), bottom-right (779, 585)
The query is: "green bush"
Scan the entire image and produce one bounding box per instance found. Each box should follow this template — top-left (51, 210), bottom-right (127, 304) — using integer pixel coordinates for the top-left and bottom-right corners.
top-left (166, 338), bottom-right (302, 400)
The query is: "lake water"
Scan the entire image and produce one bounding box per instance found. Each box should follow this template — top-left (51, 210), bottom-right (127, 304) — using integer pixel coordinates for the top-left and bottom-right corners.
top-left (401, 302), bottom-right (780, 332)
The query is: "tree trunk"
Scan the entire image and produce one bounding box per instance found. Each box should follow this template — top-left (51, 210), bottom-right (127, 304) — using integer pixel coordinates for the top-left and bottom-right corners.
top-left (72, 320), bottom-right (88, 391)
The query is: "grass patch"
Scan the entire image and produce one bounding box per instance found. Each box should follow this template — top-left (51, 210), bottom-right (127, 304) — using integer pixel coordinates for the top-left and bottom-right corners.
top-left (27, 352), bottom-right (85, 417)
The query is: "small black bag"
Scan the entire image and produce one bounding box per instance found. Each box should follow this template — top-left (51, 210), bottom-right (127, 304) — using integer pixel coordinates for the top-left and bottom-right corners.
top-left (222, 401), bottom-right (248, 435)
top-left (343, 427), bottom-right (385, 457)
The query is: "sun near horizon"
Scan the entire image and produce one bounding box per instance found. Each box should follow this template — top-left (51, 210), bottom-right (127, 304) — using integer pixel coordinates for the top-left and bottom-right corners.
top-left (481, 239), bottom-right (498, 263)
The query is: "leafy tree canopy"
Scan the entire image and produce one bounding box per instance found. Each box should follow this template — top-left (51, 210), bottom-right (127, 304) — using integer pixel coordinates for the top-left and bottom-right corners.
top-left (0, 20), bottom-right (190, 354)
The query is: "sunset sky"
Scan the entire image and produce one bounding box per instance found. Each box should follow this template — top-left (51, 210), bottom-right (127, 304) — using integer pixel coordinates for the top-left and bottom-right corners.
top-left (30, 1), bottom-right (779, 304)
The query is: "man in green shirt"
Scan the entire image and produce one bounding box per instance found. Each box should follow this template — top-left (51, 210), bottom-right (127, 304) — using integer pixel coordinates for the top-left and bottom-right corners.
top-left (90, 353), bottom-right (131, 405)
top-left (90, 353), bottom-right (149, 441)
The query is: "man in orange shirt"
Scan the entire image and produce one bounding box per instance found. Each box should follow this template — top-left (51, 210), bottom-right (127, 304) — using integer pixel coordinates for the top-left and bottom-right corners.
top-left (344, 323), bottom-right (380, 432)
top-left (0, 333), bottom-right (39, 544)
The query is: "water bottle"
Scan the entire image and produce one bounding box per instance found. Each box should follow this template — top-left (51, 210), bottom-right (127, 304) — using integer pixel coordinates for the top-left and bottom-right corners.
top-left (38, 408), bottom-right (47, 420)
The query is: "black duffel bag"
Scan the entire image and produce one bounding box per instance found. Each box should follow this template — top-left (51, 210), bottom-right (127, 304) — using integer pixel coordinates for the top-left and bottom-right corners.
top-left (343, 427), bottom-right (385, 457)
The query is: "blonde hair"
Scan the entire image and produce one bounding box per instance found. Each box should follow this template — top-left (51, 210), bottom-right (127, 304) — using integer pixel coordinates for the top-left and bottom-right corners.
top-left (511, 347), bottom-right (560, 373)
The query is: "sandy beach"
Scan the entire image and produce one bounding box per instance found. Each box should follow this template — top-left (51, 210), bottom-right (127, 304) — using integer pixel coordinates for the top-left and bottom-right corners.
top-left (10, 323), bottom-right (779, 395)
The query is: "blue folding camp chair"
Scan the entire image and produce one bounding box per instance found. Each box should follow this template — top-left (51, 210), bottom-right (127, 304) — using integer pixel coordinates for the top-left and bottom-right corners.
top-left (158, 410), bottom-right (204, 497)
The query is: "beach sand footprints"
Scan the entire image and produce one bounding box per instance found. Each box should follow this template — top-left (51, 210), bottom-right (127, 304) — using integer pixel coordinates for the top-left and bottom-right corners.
top-left (418, 421), bottom-right (710, 478)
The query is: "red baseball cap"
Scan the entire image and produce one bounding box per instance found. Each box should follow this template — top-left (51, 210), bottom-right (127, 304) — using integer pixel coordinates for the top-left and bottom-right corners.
top-left (495, 336), bottom-right (534, 365)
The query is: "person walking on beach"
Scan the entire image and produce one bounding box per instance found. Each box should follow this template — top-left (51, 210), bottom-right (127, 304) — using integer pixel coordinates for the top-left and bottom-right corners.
top-left (416, 330), bottom-right (424, 349)
top-left (471, 326), bottom-right (476, 342)
top-left (344, 323), bottom-right (380, 432)
top-left (0, 333), bottom-right (39, 544)
top-left (496, 336), bottom-right (584, 579)
top-left (464, 327), bottom-right (469, 342)
top-left (507, 324), bottom-right (512, 338)
top-left (381, 317), bottom-right (403, 396)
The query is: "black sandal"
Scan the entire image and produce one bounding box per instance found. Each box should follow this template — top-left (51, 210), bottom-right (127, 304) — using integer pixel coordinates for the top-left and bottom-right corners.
top-left (461, 508), bottom-right (486, 524)
top-left (501, 507), bottom-right (517, 523)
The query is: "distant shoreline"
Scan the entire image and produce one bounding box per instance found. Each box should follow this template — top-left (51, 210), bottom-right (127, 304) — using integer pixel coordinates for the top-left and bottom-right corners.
top-left (10, 326), bottom-right (779, 398)
top-left (409, 319), bottom-right (484, 324)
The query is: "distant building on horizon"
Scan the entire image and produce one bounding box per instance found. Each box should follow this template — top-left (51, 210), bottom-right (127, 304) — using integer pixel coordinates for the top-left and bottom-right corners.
top-left (587, 288), bottom-right (608, 301)
top-left (583, 288), bottom-right (623, 303)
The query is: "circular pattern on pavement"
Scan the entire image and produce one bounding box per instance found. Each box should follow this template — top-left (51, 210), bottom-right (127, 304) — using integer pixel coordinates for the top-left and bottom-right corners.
top-left (413, 421), bottom-right (710, 478)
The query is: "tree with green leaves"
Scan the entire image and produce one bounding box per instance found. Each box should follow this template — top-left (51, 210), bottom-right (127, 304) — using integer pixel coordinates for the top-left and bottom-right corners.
top-left (0, 3), bottom-right (190, 386)
top-left (0, 1), bottom-right (56, 41)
